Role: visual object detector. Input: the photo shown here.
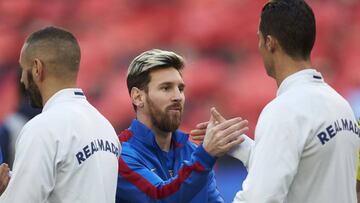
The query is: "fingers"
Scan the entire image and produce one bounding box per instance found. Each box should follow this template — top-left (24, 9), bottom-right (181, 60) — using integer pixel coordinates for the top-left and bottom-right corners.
top-left (208, 111), bottom-right (216, 129)
top-left (191, 135), bottom-right (205, 141)
top-left (0, 164), bottom-right (10, 176)
top-left (195, 121), bottom-right (208, 129)
top-left (210, 107), bottom-right (226, 123)
top-left (189, 120), bottom-right (209, 142)
top-left (203, 118), bottom-right (248, 157)
top-left (0, 163), bottom-right (10, 195)
top-left (221, 120), bottom-right (249, 138)
top-left (223, 136), bottom-right (246, 150)
top-left (201, 108), bottom-right (249, 157)
top-left (221, 122), bottom-right (249, 144)
top-left (212, 117), bottom-right (243, 132)
top-left (190, 122), bottom-right (208, 142)
top-left (190, 129), bottom-right (206, 140)
top-left (190, 129), bottom-right (206, 136)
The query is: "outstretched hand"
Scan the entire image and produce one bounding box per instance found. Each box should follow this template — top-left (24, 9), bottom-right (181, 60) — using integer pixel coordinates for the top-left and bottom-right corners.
top-left (200, 108), bottom-right (249, 157)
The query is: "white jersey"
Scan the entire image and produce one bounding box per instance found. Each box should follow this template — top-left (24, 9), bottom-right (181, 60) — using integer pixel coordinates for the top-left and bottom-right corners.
top-left (229, 69), bottom-right (360, 203)
top-left (0, 88), bottom-right (121, 203)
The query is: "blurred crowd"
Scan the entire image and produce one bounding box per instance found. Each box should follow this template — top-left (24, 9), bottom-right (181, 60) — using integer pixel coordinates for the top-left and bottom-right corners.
top-left (1, 0), bottom-right (360, 137)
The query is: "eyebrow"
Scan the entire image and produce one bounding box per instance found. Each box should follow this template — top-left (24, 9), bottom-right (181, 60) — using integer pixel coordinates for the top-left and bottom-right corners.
top-left (159, 82), bottom-right (185, 88)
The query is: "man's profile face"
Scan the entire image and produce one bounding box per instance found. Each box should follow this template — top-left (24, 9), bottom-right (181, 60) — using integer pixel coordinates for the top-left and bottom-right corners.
top-left (19, 45), bottom-right (43, 108)
top-left (144, 67), bottom-right (185, 132)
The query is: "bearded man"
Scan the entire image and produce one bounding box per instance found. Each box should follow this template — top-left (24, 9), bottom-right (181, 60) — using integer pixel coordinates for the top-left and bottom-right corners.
top-left (116, 49), bottom-right (248, 203)
top-left (0, 26), bottom-right (120, 202)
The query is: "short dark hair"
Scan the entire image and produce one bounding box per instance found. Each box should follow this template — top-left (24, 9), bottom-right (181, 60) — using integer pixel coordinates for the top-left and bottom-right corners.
top-left (127, 49), bottom-right (184, 111)
top-left (260, 0), bottom-right (316, 60)
top-left (25, 26), bottom-right (81, 76)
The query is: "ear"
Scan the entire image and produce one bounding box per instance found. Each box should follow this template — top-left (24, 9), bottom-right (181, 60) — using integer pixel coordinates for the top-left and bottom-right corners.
top-left (131, 87), bottom-right (145, 109)
top-left (265, 35), bottom-right (277, 53)
top-left (32, 58), bottom-right (45, 82)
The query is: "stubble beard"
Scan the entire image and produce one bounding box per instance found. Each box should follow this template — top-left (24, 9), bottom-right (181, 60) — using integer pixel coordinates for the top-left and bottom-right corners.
top-left (146, 96), bottom-right (183, 133)
top-left (25, 70), bottom-right (43, 108)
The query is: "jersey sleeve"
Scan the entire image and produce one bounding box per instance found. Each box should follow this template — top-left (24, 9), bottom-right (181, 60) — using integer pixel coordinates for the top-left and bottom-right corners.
top-left (227, 134), bottom-right (254, 168)
top-left (116, 145), bottom-right (217, 203)
top-left (233, 106), bottom-right (305, 203)
top-left (0, 121), bottom-right (57, 202)
top-left (207, 170), bottom-right (224, 203)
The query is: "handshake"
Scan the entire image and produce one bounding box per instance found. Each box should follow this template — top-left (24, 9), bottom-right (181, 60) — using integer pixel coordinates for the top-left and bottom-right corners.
top-left (190, 107), bottom-right (249, 157)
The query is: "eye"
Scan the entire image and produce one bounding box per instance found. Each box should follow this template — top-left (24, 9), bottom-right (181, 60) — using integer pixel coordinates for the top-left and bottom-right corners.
top-left (161, 86), bottom-right (170, 91)
top-left (178, 85), bottom-right (185, 92)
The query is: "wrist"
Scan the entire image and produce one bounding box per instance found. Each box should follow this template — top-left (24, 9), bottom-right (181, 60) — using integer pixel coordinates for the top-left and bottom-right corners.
top-left (193, 145), bottom-right (217, 169)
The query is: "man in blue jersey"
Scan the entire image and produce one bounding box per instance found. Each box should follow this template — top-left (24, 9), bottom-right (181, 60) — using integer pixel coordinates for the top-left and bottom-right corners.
top-left (116, 49), bottom-right (249, 203)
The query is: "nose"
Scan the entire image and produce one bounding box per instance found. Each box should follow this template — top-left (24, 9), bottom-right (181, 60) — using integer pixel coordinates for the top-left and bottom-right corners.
top-left (171, 88), bottom-right (183, 102)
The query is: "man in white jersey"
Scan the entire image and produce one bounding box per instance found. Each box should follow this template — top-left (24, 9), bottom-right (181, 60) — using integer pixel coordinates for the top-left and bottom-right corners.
top-left (0, 26), bottom-right (120, 202)
top-left (191, 0), bottom-right (360, 202)
top-left (227, 0), bottom-right (360, 202)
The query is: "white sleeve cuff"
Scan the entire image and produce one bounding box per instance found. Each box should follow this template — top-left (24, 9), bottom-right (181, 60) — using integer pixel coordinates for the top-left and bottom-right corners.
top-left (227, 134), bottom-right (254, 168)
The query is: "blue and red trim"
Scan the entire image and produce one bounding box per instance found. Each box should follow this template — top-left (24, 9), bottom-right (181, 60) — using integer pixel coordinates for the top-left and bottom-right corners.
top-left (118, 158), bottom-right (205, 199)
top-left (118, 129), bottom-right (133, 143)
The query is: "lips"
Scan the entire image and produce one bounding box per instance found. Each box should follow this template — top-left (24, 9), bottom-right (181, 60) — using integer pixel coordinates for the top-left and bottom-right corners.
top-left (167, 104), bottom-right (182, 111)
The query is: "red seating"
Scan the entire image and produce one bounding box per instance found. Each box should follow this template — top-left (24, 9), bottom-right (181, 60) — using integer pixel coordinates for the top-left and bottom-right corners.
top-left (0, 0), bottom-right (359, 137)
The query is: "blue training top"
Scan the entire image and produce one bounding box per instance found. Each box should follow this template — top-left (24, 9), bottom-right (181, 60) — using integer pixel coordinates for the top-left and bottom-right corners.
top-left (116, 119), bottom-right (224, 203)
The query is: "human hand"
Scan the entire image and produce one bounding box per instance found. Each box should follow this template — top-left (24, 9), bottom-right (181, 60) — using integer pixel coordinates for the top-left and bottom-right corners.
top-left (202, 108), bottom-right (249, 157)
top-left (190, 107), bottom-right (227, 141)
top-left (0, 163), bottom-right (10, 195)
top-left (190, 121), bottom-right (208, 142)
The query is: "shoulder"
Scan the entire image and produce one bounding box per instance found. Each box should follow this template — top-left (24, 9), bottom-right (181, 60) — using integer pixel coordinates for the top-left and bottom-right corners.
top-left (261, 84), bottom-right (319, 120)
top-left (16, 114), bottom-right (57, 148)
top-left (118, 129), bottom-right (134, 143)
top-left (260, 96), bottom-right (296, 122)
top-left (256, 90), bottom-right (311, 138)
top-left (21, 113), bottom-right (51, 133)
top-left (117, 129), bottom-right (140, 157)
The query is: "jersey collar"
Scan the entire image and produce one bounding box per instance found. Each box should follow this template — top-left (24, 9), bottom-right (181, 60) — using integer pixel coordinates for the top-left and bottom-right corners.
top-left (128, 119), bottom-right (187, 149)
top-left (42, 88), bottom-right (86, 112)
top-left (277, 69), bottom-right (324, 97)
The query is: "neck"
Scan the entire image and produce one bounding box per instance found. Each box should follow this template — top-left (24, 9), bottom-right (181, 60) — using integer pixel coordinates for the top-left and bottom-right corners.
top-left (272, 54), bottom-right (312, 87)
top-left (41, 79), bottom-right (77, 106)
top-left (153, 129), bottom-right (172, 152)
top-left (137, 113), bottom-right (172, 152)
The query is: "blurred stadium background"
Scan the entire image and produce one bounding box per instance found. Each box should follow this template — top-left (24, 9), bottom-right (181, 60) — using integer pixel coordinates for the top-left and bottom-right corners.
top-left (0, 0), bottom-right (360, 202)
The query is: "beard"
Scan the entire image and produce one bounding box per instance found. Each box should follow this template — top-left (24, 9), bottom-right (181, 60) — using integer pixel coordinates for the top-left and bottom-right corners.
top-left (146, 96), bottom-right (183, 133)
top-left (25, 70), bottom-right (43, 108)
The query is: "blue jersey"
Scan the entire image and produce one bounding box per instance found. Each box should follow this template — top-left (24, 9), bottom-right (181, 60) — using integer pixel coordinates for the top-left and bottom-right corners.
top-left (0, 125), bottom-right (8, 164)
top-left (116, 119), bottom-right (224, 203)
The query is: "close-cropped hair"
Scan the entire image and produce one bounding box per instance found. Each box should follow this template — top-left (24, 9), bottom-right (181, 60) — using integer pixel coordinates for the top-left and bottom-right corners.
top-left (25, 26), bottom-right (81, 74)
top-left (260, 0), bottom-right (316, 60)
